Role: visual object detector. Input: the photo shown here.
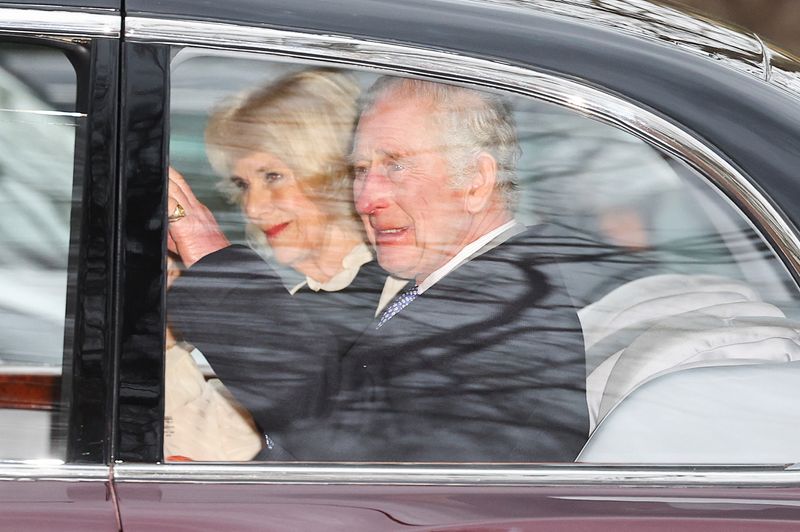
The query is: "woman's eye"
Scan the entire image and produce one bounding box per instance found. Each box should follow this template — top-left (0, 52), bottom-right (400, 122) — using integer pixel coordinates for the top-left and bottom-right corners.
top-left (230, 177), bottom-right (248, 191)
top-left (264, 172), bottom-right (284, 183)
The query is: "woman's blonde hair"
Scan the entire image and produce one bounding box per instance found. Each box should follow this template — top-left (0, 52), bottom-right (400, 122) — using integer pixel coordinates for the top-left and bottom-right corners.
top-left (206, 68), bottom-right (360, 215)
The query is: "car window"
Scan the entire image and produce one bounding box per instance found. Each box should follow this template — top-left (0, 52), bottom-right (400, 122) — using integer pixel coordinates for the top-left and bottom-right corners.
top-left (164, 48), bottom-right (800, 464)
top-left (0, 42), bottom-right (82, 462)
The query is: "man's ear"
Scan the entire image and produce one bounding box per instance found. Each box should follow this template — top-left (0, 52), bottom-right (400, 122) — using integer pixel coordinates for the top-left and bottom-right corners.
top-left (465, 152), bottom-right (498, 213)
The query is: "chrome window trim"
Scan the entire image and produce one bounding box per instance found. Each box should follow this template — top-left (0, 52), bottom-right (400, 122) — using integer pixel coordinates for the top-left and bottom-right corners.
top-left (0, 463), bottom-right (109, 481)
top-left (0, 7), bottom-right (120, 38)
top-left (115, 463), bottom-right (800, 487)
top-left (754, 34), bottom-right (772, 83)
top-left (468, 0), bottom-right (766, 81)
top-left (126, 16), bottom-right (800, 285)
top-left (768, 47), bottom-right (800, 99)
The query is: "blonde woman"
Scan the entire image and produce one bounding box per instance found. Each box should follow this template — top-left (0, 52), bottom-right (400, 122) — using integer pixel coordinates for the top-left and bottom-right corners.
top-left (166, 69), bottom-right (393, 461)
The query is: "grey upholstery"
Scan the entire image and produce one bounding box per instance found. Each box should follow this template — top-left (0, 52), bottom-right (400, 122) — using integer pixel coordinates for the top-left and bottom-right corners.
top-left (596, 310), bottom-right (800, 422)
top-left (578, 273), bottom-right (800, 463)
top-left (579, 274), bottom-right (794, 428)
top-left (579, 274), bottom-right (764, 373)
top-left (578, 361), bottom-right (800, 464)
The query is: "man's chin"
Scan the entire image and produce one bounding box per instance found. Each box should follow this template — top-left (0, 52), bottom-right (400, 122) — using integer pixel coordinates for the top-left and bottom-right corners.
top-left (376, 251), bottom-right (417, 280)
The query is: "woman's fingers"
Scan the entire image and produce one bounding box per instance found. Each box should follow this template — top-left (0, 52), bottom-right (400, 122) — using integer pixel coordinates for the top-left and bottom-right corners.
top-left (167, 231), bottom-right (178, 255)
top-left (168, 170), bottom-right (194, 209)
top-left (167, 193), bottom-right (180, 216)
top-left (169, 167), bottom-right (199, 207)
top-left (167, 167), bottom-right (230, 267)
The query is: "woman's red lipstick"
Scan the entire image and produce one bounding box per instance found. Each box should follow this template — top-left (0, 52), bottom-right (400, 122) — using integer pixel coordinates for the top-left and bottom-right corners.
top-left (265, 222), bottom-right (290, 238)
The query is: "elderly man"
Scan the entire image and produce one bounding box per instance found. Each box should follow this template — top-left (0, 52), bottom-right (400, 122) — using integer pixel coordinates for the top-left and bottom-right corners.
top-left (169, 76), bottom-right (587, 462)
top-left (296, 77), bottom-right (589, 461)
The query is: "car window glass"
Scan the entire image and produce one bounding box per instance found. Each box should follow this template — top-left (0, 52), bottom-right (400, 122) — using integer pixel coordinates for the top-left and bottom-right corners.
top-left (0, 42), bottom-right (82, 462)
top-left (165, 48), bottom-right (800, 464)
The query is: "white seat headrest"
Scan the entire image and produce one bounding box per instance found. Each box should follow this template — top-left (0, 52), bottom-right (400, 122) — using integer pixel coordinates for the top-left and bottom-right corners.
top-left (579, 361), bottom-right (800, 464)
top-left (598, 312), bottom-right (800, 421)
top-left (579, 274), bottom-right (762, 351)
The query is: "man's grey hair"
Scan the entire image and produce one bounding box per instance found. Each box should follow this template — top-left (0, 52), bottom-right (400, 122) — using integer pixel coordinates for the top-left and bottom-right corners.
top-left (361, 76), bottom-right (521, 208)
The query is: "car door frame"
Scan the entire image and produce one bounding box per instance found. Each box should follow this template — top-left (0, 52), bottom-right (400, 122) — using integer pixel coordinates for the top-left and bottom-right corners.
top-left (110, 7), bottom-right (800, 528)
top-left (0, 4), bottom-right (122, 529)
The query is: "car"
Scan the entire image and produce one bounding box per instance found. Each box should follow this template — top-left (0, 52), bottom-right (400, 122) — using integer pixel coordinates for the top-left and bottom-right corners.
top-left (1, 0), bottom-right (800, 529)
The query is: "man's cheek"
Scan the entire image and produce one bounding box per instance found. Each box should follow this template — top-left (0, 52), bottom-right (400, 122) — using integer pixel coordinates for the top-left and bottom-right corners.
top-left (360, 216), bottom-right (376, 244)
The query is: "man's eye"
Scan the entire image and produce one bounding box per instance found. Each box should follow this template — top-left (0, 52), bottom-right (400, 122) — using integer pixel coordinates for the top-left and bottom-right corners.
top-left (387, 161), bottom-right (405, 175)
top-left (264, 172), bottom-right (284, 183)
top-left (353, 165), bottom-right (369, 179)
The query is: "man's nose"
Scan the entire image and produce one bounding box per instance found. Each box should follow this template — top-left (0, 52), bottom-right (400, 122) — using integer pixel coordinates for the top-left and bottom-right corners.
top-left (242, 185), bottom-right (273, 222)
top-left (355, 167), bottom-right (390, 215)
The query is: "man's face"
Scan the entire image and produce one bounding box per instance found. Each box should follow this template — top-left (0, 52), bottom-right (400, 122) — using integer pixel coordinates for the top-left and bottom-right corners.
top-left (352, 94), bottom-right (472, 281)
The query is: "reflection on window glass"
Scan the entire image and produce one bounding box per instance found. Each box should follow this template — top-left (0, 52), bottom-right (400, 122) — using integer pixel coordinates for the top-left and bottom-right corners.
top-left (166, 49), bottom-right (800, 465)
top-left (0, 43), bottom-right (81, 462)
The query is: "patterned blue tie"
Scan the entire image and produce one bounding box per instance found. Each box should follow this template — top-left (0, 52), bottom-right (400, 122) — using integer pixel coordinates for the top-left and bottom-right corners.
top-left (376, 284), bottom-right (418, 329)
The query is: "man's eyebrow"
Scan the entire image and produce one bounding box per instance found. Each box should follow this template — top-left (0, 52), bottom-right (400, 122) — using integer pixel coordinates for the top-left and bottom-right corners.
top-left (348, 148), bottom-right (414, 164)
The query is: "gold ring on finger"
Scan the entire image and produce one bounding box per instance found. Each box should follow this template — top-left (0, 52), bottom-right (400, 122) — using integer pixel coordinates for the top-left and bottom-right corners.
top-left (168, 202), bottom-right (187, 222)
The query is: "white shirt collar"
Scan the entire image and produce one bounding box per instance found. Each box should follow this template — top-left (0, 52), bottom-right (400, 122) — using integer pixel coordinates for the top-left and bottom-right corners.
top-left (417, 219), bottom-right (521, 295)
top-left (290, 243), bottom-right (374, 294)
top-left (375, 275), bottom-right (410, 317)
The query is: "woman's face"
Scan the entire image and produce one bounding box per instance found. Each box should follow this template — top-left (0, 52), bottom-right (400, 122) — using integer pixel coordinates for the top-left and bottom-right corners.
top-left (231, 152), bottom-right (329, 270)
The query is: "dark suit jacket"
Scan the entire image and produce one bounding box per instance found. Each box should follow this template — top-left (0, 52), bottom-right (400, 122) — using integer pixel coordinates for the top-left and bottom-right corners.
top-left (169, 245), bottom-right (384, 436)
top-left (169, 226), bottom-right (588, 462)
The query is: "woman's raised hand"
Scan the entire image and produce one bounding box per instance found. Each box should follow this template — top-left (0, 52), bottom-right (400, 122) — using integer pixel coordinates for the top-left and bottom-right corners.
top-left (168, 167), bottom-right (230, 267)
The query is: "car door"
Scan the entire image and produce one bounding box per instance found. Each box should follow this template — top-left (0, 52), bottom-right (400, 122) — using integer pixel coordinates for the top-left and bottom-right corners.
top-left (0, 3), bottom-right (121, 530)
top-left (112, 1), bottom-right (800, 530)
